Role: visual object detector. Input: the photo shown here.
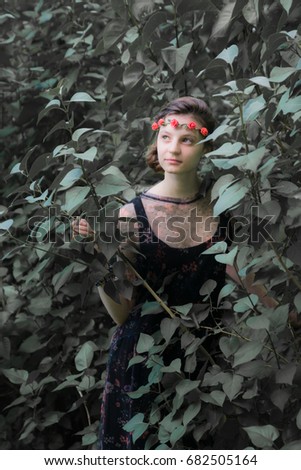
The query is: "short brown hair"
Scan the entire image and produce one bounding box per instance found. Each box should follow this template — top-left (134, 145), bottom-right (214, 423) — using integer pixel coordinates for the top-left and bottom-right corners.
top-left (145, 96), bottom-right (215, 172)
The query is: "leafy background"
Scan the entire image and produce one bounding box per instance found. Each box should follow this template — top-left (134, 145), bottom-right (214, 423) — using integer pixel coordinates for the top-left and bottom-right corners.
top-left (1, 0), bottom-right (301, 450)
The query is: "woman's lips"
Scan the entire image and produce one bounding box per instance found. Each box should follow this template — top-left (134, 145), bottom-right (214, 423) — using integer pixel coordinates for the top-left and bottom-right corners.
top-left (164, 159), bottom-right (181, 163)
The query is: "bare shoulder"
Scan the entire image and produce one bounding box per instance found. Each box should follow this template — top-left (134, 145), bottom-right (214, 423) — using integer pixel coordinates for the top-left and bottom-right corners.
top-left (118, 202), bottom-right (139, 239)
top-left (118, 202), bottom-right (137, 220)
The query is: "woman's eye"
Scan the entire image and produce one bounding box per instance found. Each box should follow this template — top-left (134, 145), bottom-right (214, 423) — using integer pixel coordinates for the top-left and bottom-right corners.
top-left (182, 137), bottom-right (193, 144)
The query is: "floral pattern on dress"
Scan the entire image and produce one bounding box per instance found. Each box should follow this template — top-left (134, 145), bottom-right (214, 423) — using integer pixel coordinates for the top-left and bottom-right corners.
top-left (98, 195), bottom-right (231, 450)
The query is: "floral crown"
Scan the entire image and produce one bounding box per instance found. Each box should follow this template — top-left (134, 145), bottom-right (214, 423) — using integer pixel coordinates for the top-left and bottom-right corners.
top-left (151, 118), bottom-right (209, 137)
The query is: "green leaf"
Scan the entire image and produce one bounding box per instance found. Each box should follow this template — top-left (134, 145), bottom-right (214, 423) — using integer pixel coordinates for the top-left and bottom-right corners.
top-left (136, 333), bottom-right (154, 353)
top-left (170, 425), bottom-right (186, 447)
top-left (62, 186), bottom-right (90, 213)
top-left (219, 336), bottom-right (240, 358)
top-left (201, 390), bottom-right (225, 406)
top-left (0, 126), bottom-right (18, 138)
top-left (2, 368), bottom-right (28, 384)
top-left (148, 363), bottom-right (163, 384)
top-left (176, 379), bottom-right (200, 397)
top-left (106, 65), bottom-right (123, 95)
top-left (215, 245), bottom-right (238, 266)
top-left (19, 334), bottom-right (45, 353)
top-left (161, 42), bottom-right (193, 74)
top-left (222, 374), bottom-right (243, 401)
top-left (123, 415), bottom-right (147, 442)
top-left (53, 144), bottom-right (75, 158)
top-left (60, 168), bottom-right (83, 188)
top-left (69, 92), bottom-right (96, 102)
top-left (233, 341), bottom-right (263, 367)
top-left (132, 423), bottom-right (148, 444)
top-left (0, 219), bottom-right (13, 231)
top-left (234, 294), bottom-right (258, 313)
top-left (141, 301), bottom-right (163, 316)
top-left (142, 11), bottom-right (167, 43)
top-left (246, 315), bottom-right (270, 330)
top-left (236, 360), bottom-right (271, 379)
top-left (28, 292), bottom-right (52, 316)
top-left (75, 341), bottom-right (95, 371)
top-left (217, 283), bottom-right (236, 306)
top-left (26, 189), bottom-right (49, 203)
top-left (78, 376), bottom-right (95, 392)
top-left (280, 96), bottom-right (301, 115)
top-left (202, 124), bottom-right (234, 144)
top-left (82, 433), bottom-right (97, 446)
top-left (183, 402), bottom-right (201, 426)
top-left (10, 163), bottom-right (23, 175)
top-left (127, 385), bottom-right (150, 399)
top-left (95, 175), bottom-right (129, 197)
top-left (269, 66), bottom-right (296, 82)
top-left (52, 264), bottom-right (75, 294)
top-left (124, 26), bottom-right (139, 43)
top-left (103, 20), bottom-right (126, 50)
top-left (3, 396), bottom-right (27, 411)
top-left (206, 142), bottom-right (242, 157)
top-left (249, 76), bottom-right (271, 89)
top-left (216, 45), bottom-right (238, 64)
top-left (213, 182), bottom-right (249, 216)
top-left (160, 317), bottom-right (180, 342)
top-left (199, 279), bottom-right (217, 300)
top-left (243, 95), bottom-right (266, 121)
top-left (275, 363), bottom-right (297, 385)
top-left (72, 128), bottom-right (93, 141)
top-left (73, 146), bottom-right (98, 161)
top-left (37, 99), bottom-right (62, 123)
top-left (52, 380), bottom-right (80, 392)
top-left (127, 355), bottom-right (146, 369)
top-left (20, 420), bottom-right (37, 440)
top-left (42, 411), bottom-right (63, 428)
top-left (123, 412), bottom-right (144, 432)
top-left (242, 0), bottom-right (259, 25)
top-left (270, 388), bottom-right (290, 412)
top-left (174, 303), bottom-right (193, 315)
top-left (267, 304), bottom-right (289, 332)
top-left (123, 62), bottom-right (145, 89)
top-left (210, 1), bottom-right (236, 37)
top-left (161, 358), bottom-right (182, 373)
top-left (243, 425), bottom-right (279, 449)
top-left (102, 166), bottom-right (129, 181)
top-left (202, 241), bottom-right (228, 255)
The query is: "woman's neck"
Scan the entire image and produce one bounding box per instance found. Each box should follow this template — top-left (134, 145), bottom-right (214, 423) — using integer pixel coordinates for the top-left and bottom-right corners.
top-left (154, 172), bottom-right (201, 198)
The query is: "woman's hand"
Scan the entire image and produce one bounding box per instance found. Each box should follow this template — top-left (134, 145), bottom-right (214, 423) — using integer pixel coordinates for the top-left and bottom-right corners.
top-left (71, 217), bottom-right (95, 238)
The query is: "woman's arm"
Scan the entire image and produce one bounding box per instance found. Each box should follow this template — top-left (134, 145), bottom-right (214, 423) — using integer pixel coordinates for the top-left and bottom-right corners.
top-left (96, 283), bottom-right (135, 325)
top-left (71, 204), bottom-right (139, 325)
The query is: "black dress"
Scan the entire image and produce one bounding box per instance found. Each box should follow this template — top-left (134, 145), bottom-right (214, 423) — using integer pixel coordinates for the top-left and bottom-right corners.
top-left (98, 193), bottom-right (230, 450)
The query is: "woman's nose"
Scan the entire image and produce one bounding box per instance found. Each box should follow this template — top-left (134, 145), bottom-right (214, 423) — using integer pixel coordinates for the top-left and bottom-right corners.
top-left (169, 139), bottom-right (180, 153)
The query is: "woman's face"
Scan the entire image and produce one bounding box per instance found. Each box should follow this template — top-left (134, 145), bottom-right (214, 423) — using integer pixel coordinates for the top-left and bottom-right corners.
top-left (156, 114), bottom-right (206, 175)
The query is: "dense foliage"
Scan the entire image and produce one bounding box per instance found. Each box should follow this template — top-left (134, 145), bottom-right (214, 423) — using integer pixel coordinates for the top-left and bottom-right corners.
top-left (1, 0), bottom-right (301, 450)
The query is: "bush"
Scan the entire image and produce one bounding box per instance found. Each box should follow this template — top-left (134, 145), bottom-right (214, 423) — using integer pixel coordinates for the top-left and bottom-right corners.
top-left (1, 0), bottom-right (301, 449)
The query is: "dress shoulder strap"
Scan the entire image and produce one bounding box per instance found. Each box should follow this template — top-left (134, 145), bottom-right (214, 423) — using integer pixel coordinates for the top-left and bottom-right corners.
top-left (131, 196), bottom-right (150, 233)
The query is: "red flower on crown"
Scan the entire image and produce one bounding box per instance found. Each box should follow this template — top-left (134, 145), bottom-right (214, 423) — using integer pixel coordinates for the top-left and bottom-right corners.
top-left (200, 127), bottom-right (208, 136)
top-left (151, 122), bottom-right (159, 130)
top-left (188, 121), bottom-right (197, 129)
top-left (170, 119), bottom-right (179, 127)
top-left (158, 118), bottom-right (165, 126)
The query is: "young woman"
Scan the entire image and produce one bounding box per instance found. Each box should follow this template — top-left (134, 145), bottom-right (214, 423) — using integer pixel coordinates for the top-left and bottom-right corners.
top-left (72, 97), bottom-right (278, 449)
